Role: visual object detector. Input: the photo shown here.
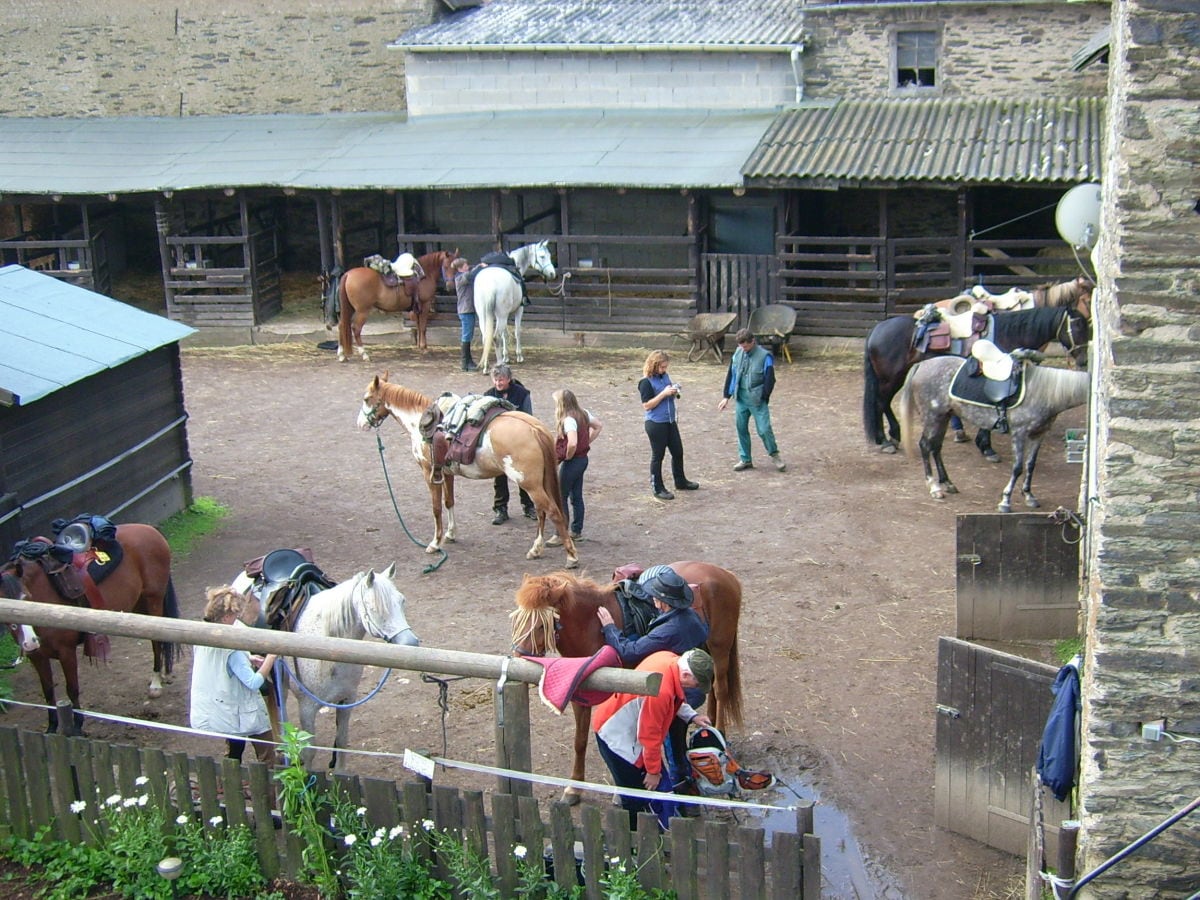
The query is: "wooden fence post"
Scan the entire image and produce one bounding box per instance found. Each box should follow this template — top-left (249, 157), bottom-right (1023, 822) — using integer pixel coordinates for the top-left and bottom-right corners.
top-left (494, 679), bottom-right (532, 797)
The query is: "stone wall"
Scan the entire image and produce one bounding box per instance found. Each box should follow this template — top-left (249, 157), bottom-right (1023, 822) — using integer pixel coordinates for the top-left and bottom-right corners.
top-left (1081, 0), bottom-right (1200, 894)
top-left (0, 0), bottom-right (433, 117)
top-left (802, 3), bottom-right (1109, 101)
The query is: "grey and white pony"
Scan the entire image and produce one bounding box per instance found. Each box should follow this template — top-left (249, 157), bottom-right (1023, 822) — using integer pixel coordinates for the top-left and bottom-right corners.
top-left (283, 564), bottom-right (419, 768)
top-left (474, 240), bottom-right (556, 372)
top-left (897, 355), bottom-right (1089, 512)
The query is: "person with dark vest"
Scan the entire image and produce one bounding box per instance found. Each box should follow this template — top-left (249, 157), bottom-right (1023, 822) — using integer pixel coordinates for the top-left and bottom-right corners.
top-left (718, 328), bottom-right (786, 472)
top-left (452, 257), bottom-right (478, 372)
top-left (485, 364), bottom-right (535, 523)
top-left (547, 387), bottom-right (602, 544)
top-left (596, 566), bottom-right (709, 790)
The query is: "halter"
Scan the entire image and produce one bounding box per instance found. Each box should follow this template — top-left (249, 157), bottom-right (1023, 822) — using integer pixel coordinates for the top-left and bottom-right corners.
top-left (360, 399), bottom-right (390, 429)
top-left (357, 582), bottom-right (415, 645)
top-left (1057, 310), bottom-right (1085, 353)
top-left (509, 605), bottom-right (559, 656)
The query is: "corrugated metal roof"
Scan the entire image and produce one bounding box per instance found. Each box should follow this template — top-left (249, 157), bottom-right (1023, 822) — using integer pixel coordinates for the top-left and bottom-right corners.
top-left (0, 266), bottom-right (195, 407)
top-left (743, 97), bottom-right (1103, 186)
top-left (394, 0), bottom-right (807, 49)
top-left (0, 109), bottom-right (777, 195)
top-left (1071, 26), bottom-right (1110, 71)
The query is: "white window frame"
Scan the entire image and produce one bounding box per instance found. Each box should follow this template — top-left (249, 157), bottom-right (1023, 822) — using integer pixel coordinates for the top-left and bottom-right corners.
top-left (889, 25), bottom-right (943, 95)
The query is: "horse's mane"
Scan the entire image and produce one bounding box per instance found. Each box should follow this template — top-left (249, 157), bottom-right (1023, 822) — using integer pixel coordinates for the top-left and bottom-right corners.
top-left (510, 572), bottom-right (614, 656)
top-left (1041, 278), bottom-right (1091, 306)
top-left (0, 571), bottom-right (23, 599)
top-left (378, 381), bottom-right (434, 413)
top-left (1026, 363), bottom-right (1090, 409)
top-left (319, 574), bottom-right (367, 639)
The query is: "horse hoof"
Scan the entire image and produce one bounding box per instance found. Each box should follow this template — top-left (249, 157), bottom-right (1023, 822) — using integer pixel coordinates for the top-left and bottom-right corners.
top-left (880, 443), bottom-right (898, 455)
top-left (1025, 497), bottom-right (1041, 509)
top-left (526, 548), bottom-right (544, 560)
top-left (147, 686), bottom-right (162, 699)
top-left (953, 430), bottom-right (968, 443)
top-left (562, 788), bottom-right (582, 806)
top-left (425, 544), bottom-right (440, 554)
top-left (944, 484), bottom-right (959, 494)
top-left (931, 490), bottom-right (945, 500)
top-left (997, 503), bottom-right (1013, 513)
top-left (983, 451), bottom-right (1001, 463)
top-left (565, 556), bottom-right (580, 570)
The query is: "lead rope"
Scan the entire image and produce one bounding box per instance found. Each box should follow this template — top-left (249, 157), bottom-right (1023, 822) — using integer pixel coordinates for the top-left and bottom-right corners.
top-left (374, 431), bottom-right (449, 574)
top-left (421, 673), bottom-right (468, 758)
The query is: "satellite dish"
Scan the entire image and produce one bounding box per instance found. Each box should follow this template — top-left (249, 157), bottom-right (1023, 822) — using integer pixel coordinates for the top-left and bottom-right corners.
top-left (1056, 183), bottom-right (1102, 250)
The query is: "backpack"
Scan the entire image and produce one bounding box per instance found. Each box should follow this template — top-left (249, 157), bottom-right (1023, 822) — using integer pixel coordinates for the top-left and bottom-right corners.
top-left (686, 726), bottom-right (737, 796)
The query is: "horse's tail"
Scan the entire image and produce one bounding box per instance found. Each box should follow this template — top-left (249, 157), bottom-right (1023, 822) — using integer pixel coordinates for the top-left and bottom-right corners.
top-left (862, 342), bottom-right (885, 445)
top-left (723, 634), bottom-right (744, 731)
top-left (337, 274), bottom-right (352, 356)
top-left (537, 427), bottom-right (567, 519)
top-left (897, 363), bottom-right (921, 457)
top-left (161, 575), bottom-right (181, 674)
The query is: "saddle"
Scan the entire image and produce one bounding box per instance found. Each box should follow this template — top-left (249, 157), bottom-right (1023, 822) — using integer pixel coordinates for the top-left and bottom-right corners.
top-left (240, 548), bottom-right (336, 632)
top-left (468, 252), bottom-right (529, 304)
top-left (364, 253), bottom-right (401, 287)
top-left (913, 305), bottom-right (992, 355)
top-left (948, 357), bottom-right (1029, 434)
top-left (427, 394), bottom-right (515, 474)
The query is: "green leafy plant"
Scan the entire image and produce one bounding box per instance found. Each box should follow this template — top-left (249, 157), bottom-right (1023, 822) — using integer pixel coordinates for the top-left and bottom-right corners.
top-left (330, 800), bottom-right (448, 900)
top-left (0, 629), bottom-right (18, 706)
top-left (173, 811), bottom-right (266, 898)
top-left (424, 822), bottom-right (500, 900)
top-left (1054, 637), bottom-right (1083, 665)
top-left (158, 496), bottom-right (229, 558)
top-left (513, 843), bottom-right (583, 899)
top-left (599, 855), bottom-right (676, 900)
top-left (273, 724), bottom-right (340, 897)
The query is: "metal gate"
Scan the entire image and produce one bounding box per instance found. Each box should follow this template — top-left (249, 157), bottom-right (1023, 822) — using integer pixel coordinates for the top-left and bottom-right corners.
top-left (935, 637), bottom-right (1073, 858)
top-left (955, 512), bottom-right (1082, 641)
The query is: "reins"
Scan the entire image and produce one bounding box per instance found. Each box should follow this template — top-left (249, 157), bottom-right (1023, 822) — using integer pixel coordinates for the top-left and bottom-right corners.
top-left (373, 430), bottom-right (449, 574)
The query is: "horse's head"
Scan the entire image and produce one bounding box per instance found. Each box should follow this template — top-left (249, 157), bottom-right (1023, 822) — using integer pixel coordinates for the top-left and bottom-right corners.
top-left (527, 241), bottom-right (556, 281)
top-left (1061, 309), bottom-right (1091, 369)
top-left (0, 569), bottom-right (40, 654)
top-left (438, 249), bottom-right (458, 285)
top-left (1074, 276), bottom-right (1095, 320)
top-left (510, 573), bottom-right (563, 656)
top-left (358, 374), bottom-right (393, 430)
top-left (357, 565), bottom-right (419, 647)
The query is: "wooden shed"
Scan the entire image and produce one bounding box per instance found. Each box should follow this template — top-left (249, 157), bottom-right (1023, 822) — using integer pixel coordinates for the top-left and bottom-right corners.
top-left (0, 265), bottom-right (196, 550)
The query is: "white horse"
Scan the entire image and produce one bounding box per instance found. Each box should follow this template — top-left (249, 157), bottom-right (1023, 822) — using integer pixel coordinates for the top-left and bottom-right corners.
top-left (474, 240), bottom-right (556, 372)
top-left (282, 564), bottom-right (420, 768)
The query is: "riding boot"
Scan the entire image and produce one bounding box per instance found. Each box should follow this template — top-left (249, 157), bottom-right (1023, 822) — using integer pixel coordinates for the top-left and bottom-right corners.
top-left (461, 342), bottom-right (478, 372)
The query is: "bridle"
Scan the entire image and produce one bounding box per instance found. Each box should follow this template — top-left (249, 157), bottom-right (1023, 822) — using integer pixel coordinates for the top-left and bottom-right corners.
top-left (360, 398), bottom-right (390, 429)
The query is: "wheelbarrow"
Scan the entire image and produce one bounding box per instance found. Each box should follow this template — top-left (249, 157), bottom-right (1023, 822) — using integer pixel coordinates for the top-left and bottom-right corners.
top-left (747, 304), bottom-right (797, 363)
top-left (672, 312), bottom-right (739, 363)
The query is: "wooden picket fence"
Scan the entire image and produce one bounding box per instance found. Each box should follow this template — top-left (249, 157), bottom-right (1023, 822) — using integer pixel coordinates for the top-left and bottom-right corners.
top-left (0, 726), bottom-right (819, 899)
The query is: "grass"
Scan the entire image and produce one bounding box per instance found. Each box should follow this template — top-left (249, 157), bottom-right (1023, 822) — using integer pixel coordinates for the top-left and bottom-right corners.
top-left (1054, 637), bottom-right (1083, 665)
top-left (159, 496), bottom-right (230, 558)
top-left (0, 631), bottom-right (17, 704)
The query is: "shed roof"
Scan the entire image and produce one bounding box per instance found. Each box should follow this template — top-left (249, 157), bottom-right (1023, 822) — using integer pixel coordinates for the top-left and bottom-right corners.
top-left (394, 0), bottom-right (808, 50)
top-left (0, 266), bottom-right (195, 407)
top-left (742, 97), bottom-right (1103, 187)
top-left (0, 109), bottom-right (777, 195)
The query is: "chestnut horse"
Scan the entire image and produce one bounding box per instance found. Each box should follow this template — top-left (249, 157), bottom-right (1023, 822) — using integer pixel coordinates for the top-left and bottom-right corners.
top-left (509, 561), bottom-right (742, 803)
top-left (336, 249), bottom-right (457, 361)
top-left (1, 523), bottom-right (179, 735)
top-left (356, 373), bottom-right (579, 567)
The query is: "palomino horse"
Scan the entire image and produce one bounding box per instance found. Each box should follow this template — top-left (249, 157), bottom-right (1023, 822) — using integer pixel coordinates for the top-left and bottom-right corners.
top-left (281, 564), bottom-right (419, 768)
top-left (356, 374), bottom-right (579, 567)
top-left (509, 561), bottom-right (742, 803)
top-left (1029, 276), bottom-right (1094, 320)
top-left (863, 306), bottom-right (1089, 454)
top-left (474, 241), bottom-right (556, 372)
top-left (898, 355), bottom-right (1090, 512)
top-left (0, 523), bottom-right (179, 734)
top-left (336, 249), bottom-right (457, 361)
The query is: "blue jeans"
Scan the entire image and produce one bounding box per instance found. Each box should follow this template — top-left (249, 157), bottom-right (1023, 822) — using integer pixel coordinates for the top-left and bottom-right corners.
top-left (458, 312), bottom-right (477, 343)
top-left (595, 735), bottom-right (676, 831)
top-left (558, 455), bottom-right (589, 535)
top-left (734, 400), bottom-right (779, 463)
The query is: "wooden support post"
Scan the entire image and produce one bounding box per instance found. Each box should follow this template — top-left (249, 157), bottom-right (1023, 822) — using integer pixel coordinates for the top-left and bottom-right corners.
top-left (494, 678), bottom-right (533, 797)
top-left (154, 196), bottom-right (176, 317)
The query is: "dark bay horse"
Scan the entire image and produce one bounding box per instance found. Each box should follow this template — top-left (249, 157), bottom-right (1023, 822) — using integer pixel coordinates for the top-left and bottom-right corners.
top-left (336, 249), bottom-right (457, 361)
top-left (356, 374), bottom-right (579, 567)
top-left (509, 561), bottom-right (742, 803)
top-left (898, 356), bottom-right (1090, 512)
top-left (1, 523), bottom-right (179, 734)
top-left (863, 305), bottom-right (1089, 454)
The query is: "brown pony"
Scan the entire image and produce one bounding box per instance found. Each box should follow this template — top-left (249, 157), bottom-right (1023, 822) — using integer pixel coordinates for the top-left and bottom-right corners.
top-left (336, 249), bottom-right (457, 361)
top-left (0, 523), bottom-right (179, 735)
top-left (1032, 275), bottom-right (1094, 319)
top-left (356, 374), bottom-right (579, 568)
top-left (509, 561), bottom-right (742, 803)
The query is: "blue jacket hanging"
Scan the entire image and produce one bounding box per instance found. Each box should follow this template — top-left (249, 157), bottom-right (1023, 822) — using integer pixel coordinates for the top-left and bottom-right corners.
top-left (1036, 656), bottom-right (1081, 802)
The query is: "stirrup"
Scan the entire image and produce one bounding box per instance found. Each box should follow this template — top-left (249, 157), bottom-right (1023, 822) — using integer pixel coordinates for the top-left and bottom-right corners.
top-left (429, 467), bottom-right (445, 485)
top-left (991, 415), bottom-right (1010, 435)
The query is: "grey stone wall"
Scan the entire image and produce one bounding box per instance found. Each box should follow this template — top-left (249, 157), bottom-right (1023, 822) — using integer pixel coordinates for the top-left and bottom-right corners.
top-left (802, 3), bottom-right (1109, 100)
top-left (0, 0), bottom-right (432, 117)
top-left (1081, 0), bottom-right (1200, 894)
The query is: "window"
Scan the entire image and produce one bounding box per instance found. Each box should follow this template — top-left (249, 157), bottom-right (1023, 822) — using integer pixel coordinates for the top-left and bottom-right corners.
top-left (895, 30), bottom-right (939, 89)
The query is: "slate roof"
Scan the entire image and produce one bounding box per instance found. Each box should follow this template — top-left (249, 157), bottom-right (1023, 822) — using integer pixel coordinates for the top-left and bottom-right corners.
top-left (0, 110), bottom-right (776, 195)
top-left (0, 265), bottom-right (195, 407)
top-left (1071, 26), bottom-right (1111, 71)
top-left (393, 0), bottom-right (808, 49)
top-left (743, 97), bottom-right (1104, 186)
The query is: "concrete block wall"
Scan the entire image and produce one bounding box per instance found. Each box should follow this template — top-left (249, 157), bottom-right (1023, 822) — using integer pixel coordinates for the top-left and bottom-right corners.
top-left (404, 51), bottom-right (798, 116)
top-left (802, 3), bottom-right (1109, 100)
top-left (0, 0), bottom-right (432, 117)
top-left (1081, 0), bottom-right (1200, 894)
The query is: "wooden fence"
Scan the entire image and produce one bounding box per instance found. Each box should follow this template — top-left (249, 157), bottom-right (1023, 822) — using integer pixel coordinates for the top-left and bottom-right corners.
top-left (0, 727), bottom-right (817, 899)
top-left (0, 599), bottom-right (821, 897)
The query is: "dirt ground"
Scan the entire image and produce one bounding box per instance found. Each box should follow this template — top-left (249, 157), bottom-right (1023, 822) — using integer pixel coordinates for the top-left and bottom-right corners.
top-left (2, 332), bottom-right (1088, 899)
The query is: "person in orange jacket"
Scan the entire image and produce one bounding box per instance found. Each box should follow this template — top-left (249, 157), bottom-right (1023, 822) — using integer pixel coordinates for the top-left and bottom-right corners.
top-left (591, 648), bottom-right (713, 828)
